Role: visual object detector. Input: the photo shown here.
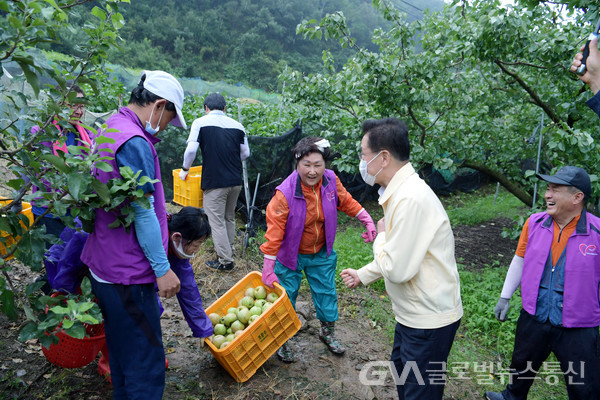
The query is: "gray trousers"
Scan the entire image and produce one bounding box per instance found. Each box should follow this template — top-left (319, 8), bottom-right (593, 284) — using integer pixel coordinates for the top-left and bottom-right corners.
top-left (202, 185), bottom-right (241, 264)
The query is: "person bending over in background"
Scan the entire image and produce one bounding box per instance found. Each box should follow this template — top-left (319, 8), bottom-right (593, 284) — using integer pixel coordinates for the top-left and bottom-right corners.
top-left (179, 93), bottom-right (250, 271)
top-left (45, 207), bottom-right (214, 381)
top-left (340, 118), bottom-right (462, 400)
top-left (260, 136), bottom-right (377, 363)
top-left (487, 166), bottom-right (600, 400)
top-left (97, 207), bottom-right (214, 381)
top-left (81, 70), bottom-right (187, 399)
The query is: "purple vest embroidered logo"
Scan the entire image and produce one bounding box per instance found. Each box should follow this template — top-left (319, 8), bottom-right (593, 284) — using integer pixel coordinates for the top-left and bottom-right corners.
top-left (580, 244), bottom-right (598, 256)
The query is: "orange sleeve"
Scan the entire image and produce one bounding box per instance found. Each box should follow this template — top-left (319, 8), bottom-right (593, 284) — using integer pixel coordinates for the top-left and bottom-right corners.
top-left (259, 190), bottom-right (289, 257)
top-left (515, 217), bottom-right (530, 258)
top-left (335, 176), bottom-right (363, 217)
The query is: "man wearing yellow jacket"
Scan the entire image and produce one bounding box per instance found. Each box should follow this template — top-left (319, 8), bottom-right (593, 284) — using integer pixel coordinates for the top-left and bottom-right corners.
top-left (341, 118), bottom-right (463, 400)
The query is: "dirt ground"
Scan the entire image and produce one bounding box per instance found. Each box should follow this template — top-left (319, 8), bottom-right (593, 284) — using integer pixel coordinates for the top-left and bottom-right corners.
top-left (0, 214), bottom-right (518, 400)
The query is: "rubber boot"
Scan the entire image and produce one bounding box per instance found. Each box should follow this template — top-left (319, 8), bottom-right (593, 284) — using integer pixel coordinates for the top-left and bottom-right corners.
top-left (319, 321), bottom-right (345, 355)
top-left (276, 342), bottom-right (294, 363)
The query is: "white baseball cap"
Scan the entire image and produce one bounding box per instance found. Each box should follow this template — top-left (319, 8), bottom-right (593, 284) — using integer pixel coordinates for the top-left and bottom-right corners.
top-left (141, 70), bottom-right (187, 130)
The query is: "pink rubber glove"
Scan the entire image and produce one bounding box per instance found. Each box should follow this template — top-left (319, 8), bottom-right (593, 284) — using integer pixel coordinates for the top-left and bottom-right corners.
top-left (261, 257), bottom-right (279, 288)
top-left (356, 209), bottom-right (377, 243)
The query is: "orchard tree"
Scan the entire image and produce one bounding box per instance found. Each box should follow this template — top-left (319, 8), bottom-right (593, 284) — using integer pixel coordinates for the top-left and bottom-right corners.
top-left (286, 0), bottom-right (600, 206)
top-left (0, 0), bottom-right (147, 332)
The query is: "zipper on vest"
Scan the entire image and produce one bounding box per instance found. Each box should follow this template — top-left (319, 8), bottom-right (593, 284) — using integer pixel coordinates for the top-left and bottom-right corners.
top-left (556, 217), bottom-right (576, 243)
top-left (312, 186), bottom-right (319, 253)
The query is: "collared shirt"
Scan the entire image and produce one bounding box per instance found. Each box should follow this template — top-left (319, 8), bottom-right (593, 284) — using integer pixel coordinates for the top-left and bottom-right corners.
top-left (356, 162), bottom-right (463, 329)
top-left (516, 216), bottom-right (580, 266)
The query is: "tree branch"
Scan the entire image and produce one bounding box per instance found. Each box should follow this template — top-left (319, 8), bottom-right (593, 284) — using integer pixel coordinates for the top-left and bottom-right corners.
top-left (60, 0), bottom-right (95, 10)
top-left (494, 59), bottom-right (563, 126)
top-left (407, 106), bottom-right (427, 147)
top-left (496, 60), bottom-right (547, 69)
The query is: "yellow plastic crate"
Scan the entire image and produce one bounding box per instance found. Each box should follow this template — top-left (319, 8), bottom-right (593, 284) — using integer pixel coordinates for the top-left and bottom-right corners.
top-left (204, 271), bottom-right (301, 382)
top-left (0, 200), bottom-right (34, 260)
top-left (172, 166), bottom-right (203, 208)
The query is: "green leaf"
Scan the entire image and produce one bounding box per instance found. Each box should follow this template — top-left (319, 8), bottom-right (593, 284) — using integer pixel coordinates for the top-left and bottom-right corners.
top-left (64, 324), bottom-right (86, 339)
top-left (25, 280), bottom-right (46, 296)
top-left (40, 154), bottom-right (70, 174)
top-left (77, 314), bottom-right (100, 324)
top-left (18, 323), bottom-right (40, 342)
top-left (80, 276), bottom-right (92, 295)
top-left (94, 161), bottom-right (113, 172)
top-left (77, 302), bottom-right (94, 313)
top-left (0, 290), bottom-right (17, 321)
top-left (93, 135), bottom-right (116, 145)
top-left (14, 60), bottom-right (40, 97)
top-left (62, 318), bottom-right (74, 329)
top-left (49, 305), bottom-right (70, 315)
top-left (111, 12), bottom-right (125, 29)
top-left (91, 6), bottom-right (107, 21)
top-left (40, 335), bottom-right (55, 350)
top-left (67, 173), bottom-right (86, 200)
top-left (91, 179), bottom-right (111, 204)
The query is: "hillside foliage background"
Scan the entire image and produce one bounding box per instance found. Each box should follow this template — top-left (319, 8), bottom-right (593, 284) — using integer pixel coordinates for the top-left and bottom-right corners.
top-left (41, 0), bottom-right (443, 91)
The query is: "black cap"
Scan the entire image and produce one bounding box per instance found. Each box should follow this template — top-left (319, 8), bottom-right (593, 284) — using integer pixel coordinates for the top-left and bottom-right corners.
top-left (536, 166), bottom-right (591, 197)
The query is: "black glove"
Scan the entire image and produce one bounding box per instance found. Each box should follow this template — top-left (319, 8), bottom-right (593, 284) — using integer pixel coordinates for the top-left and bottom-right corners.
top-left (494, 297), bottom-right (510, 322)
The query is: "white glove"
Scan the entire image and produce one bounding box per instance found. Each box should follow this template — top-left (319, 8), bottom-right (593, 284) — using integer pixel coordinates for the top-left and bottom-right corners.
top-left (179, 169), bottom-right (189, 181)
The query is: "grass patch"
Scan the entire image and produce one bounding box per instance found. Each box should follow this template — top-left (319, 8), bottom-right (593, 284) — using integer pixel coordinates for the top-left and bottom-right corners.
top-left (442, 185), bottom-right (528, 226)
top-left (334, 226), bottom-right (385, 293)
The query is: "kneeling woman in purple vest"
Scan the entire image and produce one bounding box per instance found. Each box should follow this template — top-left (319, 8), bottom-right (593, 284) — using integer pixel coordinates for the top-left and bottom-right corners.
top-left (260, 136), bottom-right (377, 363)
top-left (44, 207), bottom-right (213, 381)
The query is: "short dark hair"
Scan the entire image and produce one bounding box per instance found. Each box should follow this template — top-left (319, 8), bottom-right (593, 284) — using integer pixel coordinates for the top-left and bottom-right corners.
top-left (55, 81), bottom-right (85, 97)
top-left (362, 118), bottom-right (410, 161)
top-left (566, 185), bottom-right (589, 205)
top-left (292, 136), bottom-right (331, 163)
top-left (129, 74), bottom-right (176, 112)
top-left (204, 93), bottom-right (226, 111)
top-left (168, 207), bottom-right (211, 242)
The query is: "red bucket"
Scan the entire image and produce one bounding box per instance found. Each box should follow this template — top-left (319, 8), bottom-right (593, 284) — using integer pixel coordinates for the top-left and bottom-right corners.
top-left (42, 323), bottom-right (106, 368)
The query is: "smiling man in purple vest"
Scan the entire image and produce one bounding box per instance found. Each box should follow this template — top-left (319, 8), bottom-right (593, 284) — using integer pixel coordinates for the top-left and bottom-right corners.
top-left (487, 166), bottom-right (600, 400)
top-left (81, 70), bottom-right (187, 399)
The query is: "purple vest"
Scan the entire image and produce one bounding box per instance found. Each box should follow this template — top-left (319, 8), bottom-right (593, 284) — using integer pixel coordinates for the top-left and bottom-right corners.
top-left (275, 169), bottom-right (338, 270)
top-left (521, 211), bottom-right (600, 327)
top-left (80, 107), bottom-right (168, 285)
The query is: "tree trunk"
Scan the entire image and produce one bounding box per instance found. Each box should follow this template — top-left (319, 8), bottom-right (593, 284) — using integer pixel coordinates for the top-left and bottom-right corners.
top-left (462, 161), bottom-right (534, 207)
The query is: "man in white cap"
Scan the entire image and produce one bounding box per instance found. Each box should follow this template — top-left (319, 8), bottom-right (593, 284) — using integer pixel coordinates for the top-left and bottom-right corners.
top-left (486, 166), bottom-right (600, 400)
top-left (81, 70), bottom-right (186, 399)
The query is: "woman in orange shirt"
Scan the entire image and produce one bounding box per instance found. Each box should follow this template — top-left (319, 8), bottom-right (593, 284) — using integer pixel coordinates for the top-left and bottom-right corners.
top-left (260, 136), bottom-right (376, 363)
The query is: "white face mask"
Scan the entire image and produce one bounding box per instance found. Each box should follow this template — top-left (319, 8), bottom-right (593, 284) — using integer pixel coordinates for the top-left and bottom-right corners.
top-left (145, 103), bottom-right (165, 135)
top-left (359, 151), bottom-right (383, 186)
top-left (172, 234), bottom-right (195, 259)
